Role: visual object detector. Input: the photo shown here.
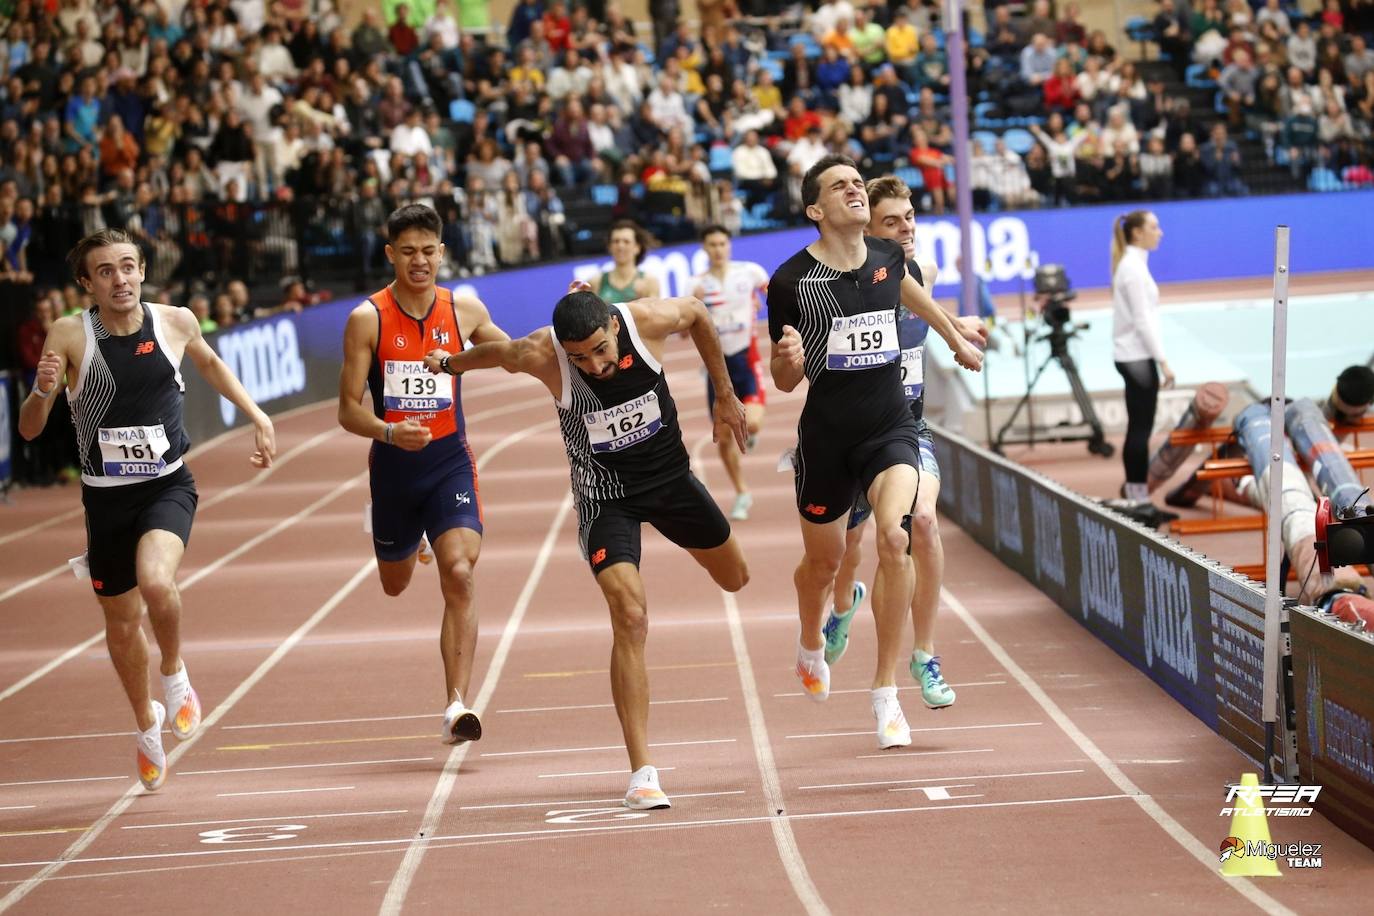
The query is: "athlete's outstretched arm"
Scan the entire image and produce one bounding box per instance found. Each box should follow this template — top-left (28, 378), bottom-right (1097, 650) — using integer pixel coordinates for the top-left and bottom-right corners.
top-left (900, 272), bottom-right (984, 372)
top-left (179, 307), bottom-right (277, 467)
top-left (18, 317), bottom-right (77, 441)
top-left (633, 296), bottom-right (747, 449)
top-left (456, 293), bottom-right (511, 345)
top-left (425, 334), bottom-right (539, 375)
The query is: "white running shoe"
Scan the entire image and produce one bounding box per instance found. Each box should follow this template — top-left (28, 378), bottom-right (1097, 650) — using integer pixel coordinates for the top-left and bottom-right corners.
top-left (873, 688), bottom-right (912, 749)
top-left (624, 765), bottom-right (672, 810)
top-left (795, 650), bottom-right (830, 702)
top-left (730, 492), bottom-right (753, 521)
top-left (162, 665), bottom-right (201, 741)
top-left (417, 536), bottom-right (434, 565)
top-left (442, 701), bottom-right (482, 745)
top-left (137, 701), bottom-right (168, 791)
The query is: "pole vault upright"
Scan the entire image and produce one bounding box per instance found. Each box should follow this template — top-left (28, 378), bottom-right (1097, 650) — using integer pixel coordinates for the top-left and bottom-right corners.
top-left (944, 0), bottom-right (975, 318)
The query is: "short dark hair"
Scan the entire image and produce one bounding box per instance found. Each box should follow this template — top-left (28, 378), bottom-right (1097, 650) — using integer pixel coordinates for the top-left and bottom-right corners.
top-left (1336, 366), bottom-right (1374, 407)
top-left (553, 290), bottom-right (614, 342)
top-left (801, 154), bottom-right (860, 225)
top-left (865, 176), bottom-right (912, 210)
top-left (67, 228), bottom-right (143, 282)
top-left (700, 223), bottom-right (731, 242)
top-left (385, 203), bottom-right (443, 243)
top-left (608, 219), bottom-right (651, 264)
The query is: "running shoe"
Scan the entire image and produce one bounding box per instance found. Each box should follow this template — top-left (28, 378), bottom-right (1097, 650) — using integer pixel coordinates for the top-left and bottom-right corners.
top-left (795, 652), bottom-right (830, 702)
top-left (417, 535), bottom-right (434, 565)
top-left (730, 492), bottom-right (753, 521)
top-left (442, 700), bottom-right (482, 745)
top-left (873, 689), bottom-right (912, 749)
top-left (162, 666), bottom-right (201, 741)
top-left (910, 651), bottom-right (957, 709)
top-left (822, 581), bottom-right (867, 665)
top-left (137, 701), bottom-right (168, 791)
top-left (624, 764), bottom-right (672, 810)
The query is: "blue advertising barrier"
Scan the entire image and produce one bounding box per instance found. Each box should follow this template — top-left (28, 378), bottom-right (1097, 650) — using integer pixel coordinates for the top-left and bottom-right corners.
top-left (181, 190), bottom-right (1373, 446)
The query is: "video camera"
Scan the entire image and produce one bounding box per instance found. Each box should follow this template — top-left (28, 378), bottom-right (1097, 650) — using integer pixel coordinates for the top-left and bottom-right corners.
top-left (1315, 497), bottom-right (1374, 572)
top-left (1033, 263), bottom-right (1076, 330)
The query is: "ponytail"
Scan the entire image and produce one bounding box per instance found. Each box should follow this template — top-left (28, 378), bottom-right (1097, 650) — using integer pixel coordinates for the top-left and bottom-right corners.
top-left (1111, 210), bottom-right (1151, 276)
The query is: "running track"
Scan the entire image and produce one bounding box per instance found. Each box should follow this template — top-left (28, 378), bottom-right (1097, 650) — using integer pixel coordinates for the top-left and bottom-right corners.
top-left (1, 336), bottom-right (1370, 914)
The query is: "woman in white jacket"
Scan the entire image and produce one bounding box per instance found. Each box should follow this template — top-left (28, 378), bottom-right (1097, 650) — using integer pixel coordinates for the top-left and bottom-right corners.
top-left (1111, 210), bottom-right (1174, 505)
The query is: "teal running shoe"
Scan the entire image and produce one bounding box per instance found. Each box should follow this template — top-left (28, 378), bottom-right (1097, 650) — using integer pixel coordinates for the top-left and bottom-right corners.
top-left (911, 651), bottom-right (956, 709)
top-left (822, 581), bottom-right (867, 665)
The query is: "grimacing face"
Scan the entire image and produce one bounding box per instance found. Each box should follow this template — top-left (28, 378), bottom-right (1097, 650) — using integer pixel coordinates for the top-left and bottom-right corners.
top-left (563, 316), bottom-right (623, 380)
top-left (867, 196), bottom-right (916, 258)
top-left (386, 227), bottom-right (444, 294)
top-left (81, 242), bottom-right (145, 315)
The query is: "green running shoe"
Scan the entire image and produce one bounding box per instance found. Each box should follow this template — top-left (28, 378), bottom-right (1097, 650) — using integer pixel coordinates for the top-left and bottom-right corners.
top-left (822, 581), bottom-right (867, 665)
top-left (911, 650), bottom-right (956, 709)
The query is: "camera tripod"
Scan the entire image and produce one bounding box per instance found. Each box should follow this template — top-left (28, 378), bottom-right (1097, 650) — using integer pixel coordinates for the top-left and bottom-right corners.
top-left (991, 321), bottom-right (1114, 457)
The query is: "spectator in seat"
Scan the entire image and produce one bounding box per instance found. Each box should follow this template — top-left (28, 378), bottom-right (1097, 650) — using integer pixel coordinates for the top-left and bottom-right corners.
top-left (1200, 121), bottom-right (1247, 195)
top-left (732, 129), bottom-right (778, 207)
top-left (1044, 58), bottom-right (1080, 113)
top-left (1139, 134), bottom-right (1175, 198)
top-left (1219, 48), bottom-right (1259, 127)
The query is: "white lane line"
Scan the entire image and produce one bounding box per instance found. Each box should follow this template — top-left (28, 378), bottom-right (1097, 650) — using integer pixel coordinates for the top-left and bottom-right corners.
top-left (496, 697), bottom-right (730, 714)
top-left (217, 786), bottom-right (356, 799)
top-left (799, 768), bottom-right (1086, 791)
top-left (179, 757), bottom-right (435, 777)
top-left (721, 588), bottom-right (829, 916)
top-left (772, 680), bottom-right (1006, 698)
top-left (221, 714), bottom-right (433, 731)
top-left (785, 722), bottom-right (1042, 739)
top-left (0, 775), bottom-right (127, 788)
top-left (122, 810), bottom-right (408, 831)
top-left (0, 441), bottom-right (359, 704)
top-left (854, 747), bottom-right (994, 761)
top-left (0, 794), bottom-right (1133, 872)
top-left (478, 738), bottom-right (737, 759)
top-left (537, 767), bottom-right (678, 779)
top-left (0, 729), bottom-right (165, 746)
top-left (0, 507), bottom-right (84, 548)
top-left (0, 807), bottom-right (35, 812)
top-left (459, 791), bottom-right (746, 811)
top-left (379, 492), bottom-right (572, 916)
top-left (0, 556), bottom-right (377, 914)
top-left (940, 586), bottom-right (1295, 916)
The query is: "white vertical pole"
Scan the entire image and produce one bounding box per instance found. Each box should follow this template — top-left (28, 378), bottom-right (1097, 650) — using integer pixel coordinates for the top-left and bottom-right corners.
top-left (1262, 226), bottom-right (1290, 736)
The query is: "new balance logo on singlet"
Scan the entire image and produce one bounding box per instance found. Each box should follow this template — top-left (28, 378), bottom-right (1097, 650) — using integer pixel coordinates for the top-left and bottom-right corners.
top-left (872, 267), bottom-right (888, 284)
top-left (619, 354), bottom-right (634, 370)
top-left (134, 341), bottom-right (156, 356)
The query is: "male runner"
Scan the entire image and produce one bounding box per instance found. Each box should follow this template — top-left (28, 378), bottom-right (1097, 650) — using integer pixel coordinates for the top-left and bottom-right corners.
top-left (338, 204), bottom-right (508, 745)
top-left (18, 228), bottom-right (277, 790)
top-left (690, 224), bottom-right (769, 520)
top-left (768, 155), bottom-right (983, 749)
top-left (587, 220), bottom-right (660, 304)
top-left (424, 286), bottom-right (748, 809)
top-left (825, 176), bottom-right (988, 730)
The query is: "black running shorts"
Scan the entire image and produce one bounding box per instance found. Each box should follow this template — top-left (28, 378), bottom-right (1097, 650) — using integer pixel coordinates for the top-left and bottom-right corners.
top-left (576, 472), bottom-right (732, 575)
top-left (81, 465), bottom-right (198, 597)
top-left (794, 414), bottom-right (922, 525)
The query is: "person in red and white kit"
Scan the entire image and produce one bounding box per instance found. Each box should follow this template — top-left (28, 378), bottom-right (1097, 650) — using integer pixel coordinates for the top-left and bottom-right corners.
top-left (690, 225), bottom-right (769, 520)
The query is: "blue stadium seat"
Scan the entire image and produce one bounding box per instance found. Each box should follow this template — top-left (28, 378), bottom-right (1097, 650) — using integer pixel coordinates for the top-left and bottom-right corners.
top-left (709, 145), bottom-right (733, 174)
top-left (1001, 127), bottom-right (1035, 155)
top-left (1125, 16), bottom-right (1154, 58)
top-left (762, 58), bottom-right (784, 82)
top-left (590, 184), bottom-right (618, 206)
top-left (971, 130), bottom-right (998, 153)
top-left (789, 32), bottom-right (821, 58)
top-left (1185, 63), bottom-right (1217, 89)
top-left (449, 99), bottom-right (475, 123)
top-left (895, 166), bottom-right (924, 189)
top-left (1307, 168), bottom-right (1344, 192)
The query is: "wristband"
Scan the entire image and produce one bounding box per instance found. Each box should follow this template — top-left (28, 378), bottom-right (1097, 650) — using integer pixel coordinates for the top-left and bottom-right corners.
top-left (439, 355), bottom-right (452, 375)
top-left (32, 384), bottom-right (54, 399)
top-left (384, 422), bottom-right (394, 445)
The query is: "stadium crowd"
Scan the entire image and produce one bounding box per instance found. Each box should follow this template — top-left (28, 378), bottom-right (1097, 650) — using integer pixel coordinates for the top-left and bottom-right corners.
top-left (2, 0), bottom-right (1372, 485)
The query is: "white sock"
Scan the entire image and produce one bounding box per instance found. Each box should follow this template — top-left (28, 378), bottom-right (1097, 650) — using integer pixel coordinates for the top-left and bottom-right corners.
top-left (1124, 482), bottom-right (1149, 501)
top-left (161, 665), bottom-right (188, 703)
top-left (871, 685), bottom-right (897, 704)
top-left (629, 764), bottom-right (659, 787)
top-left (798, 643), bottom-right (824, 668)
top-left (446, 694), bottom-right (465, 712)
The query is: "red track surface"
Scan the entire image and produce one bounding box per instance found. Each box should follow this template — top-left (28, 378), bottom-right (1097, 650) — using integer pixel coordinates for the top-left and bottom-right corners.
top-left (2, 336), bottom-right (1371, 914)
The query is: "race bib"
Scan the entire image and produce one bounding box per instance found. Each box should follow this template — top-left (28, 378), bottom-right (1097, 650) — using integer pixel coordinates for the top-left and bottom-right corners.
top-left (383, 360), bottom-right (454, 413)
top-left (98, 424), bottom-right (169, 478)
top-left (901, 346), bottom-right (924, 400)
top-left (584, 391), bottom-right (664, 453)
top-left (826, 311), bottom-right (898, 370)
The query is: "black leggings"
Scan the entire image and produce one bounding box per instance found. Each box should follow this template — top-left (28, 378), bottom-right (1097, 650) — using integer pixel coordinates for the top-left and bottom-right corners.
top-left (1115, 359), bottom-right (1159, 485)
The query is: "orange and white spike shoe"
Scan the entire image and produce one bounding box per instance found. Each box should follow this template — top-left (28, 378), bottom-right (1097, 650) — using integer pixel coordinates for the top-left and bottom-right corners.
top-left (795, 650), bottom-right (830, 703)
top-left (624, 765), bottom-right (672, 810)
top-left (137, 702), bottom-right (168, 791)
top-left (163, 666), bottom-right (201, 741)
